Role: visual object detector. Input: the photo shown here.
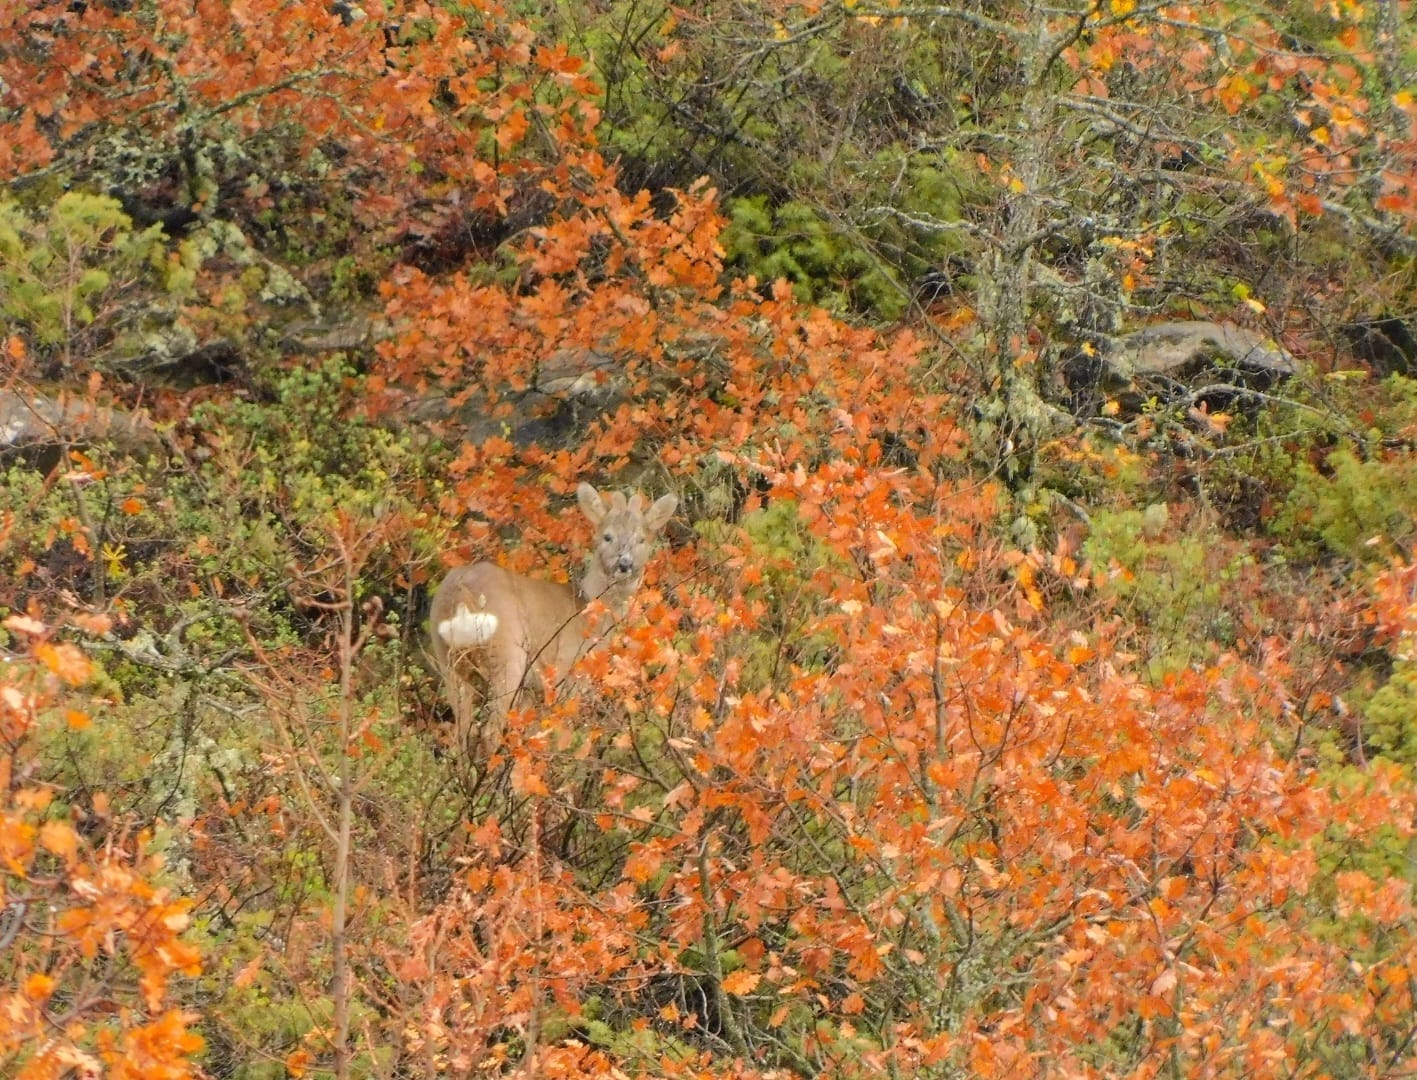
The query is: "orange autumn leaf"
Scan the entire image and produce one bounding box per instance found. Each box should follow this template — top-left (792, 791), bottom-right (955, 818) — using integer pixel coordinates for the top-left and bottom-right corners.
top-left (69, 611), bottom-right (113, 635)
top-left (35, 642), bottom-right (91, 685)
top-left (4, 613), bottom-right (48, 637)
top-left (23, 972), bottom-right (56, 1001)
top-left (39, 820), bottom-right (79, 861)
top-left (721, 969), bottom-right (761, 996)
top-left (623, 844), bottom-right (664, 885)
top-left (99, 1010), bottom-right (205, 1079)
top-left (233, 952), bottom-right (264, 986)
top-left (511, 763), bottom-right (549, 796)
top-left (496, 108), bottom-right (529, 151)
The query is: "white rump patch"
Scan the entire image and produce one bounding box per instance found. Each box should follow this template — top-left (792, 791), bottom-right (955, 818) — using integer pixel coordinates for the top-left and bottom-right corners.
top-left (438, 604), bottom-right (499, 648)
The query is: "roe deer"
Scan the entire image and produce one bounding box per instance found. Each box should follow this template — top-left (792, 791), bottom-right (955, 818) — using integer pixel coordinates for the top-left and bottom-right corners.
top-left (429, 483), bottom-right (678, 755)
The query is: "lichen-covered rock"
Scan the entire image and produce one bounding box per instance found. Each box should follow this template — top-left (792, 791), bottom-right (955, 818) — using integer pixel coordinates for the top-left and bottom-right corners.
top-left (1064, 320), bottom-right (1297, 416)
top-left (0, 389), bottom-right (158, 457)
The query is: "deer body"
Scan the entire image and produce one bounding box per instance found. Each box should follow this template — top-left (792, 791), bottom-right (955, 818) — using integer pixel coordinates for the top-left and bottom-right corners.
top-left (429, 483), bottom-right (677, 755)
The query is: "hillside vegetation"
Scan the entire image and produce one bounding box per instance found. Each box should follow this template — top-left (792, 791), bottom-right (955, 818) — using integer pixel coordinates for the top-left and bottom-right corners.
top-left (3, 1), bottom-right (1417, 1076)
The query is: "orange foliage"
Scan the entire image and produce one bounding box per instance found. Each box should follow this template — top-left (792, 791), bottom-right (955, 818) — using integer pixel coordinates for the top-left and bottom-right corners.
top-left (0, 617), bottom-right (204, 1079)
top-left (0, 0), bottom-right (604, 248)
top-left (1062, 0), bottom-right (1417, 232)
top-left (4, 0), bottom-right (1417, 1075)
top-left (364, 24), bottom-right (1417, 1050)
top-left (373, 131), bottom-right (1417, 1065)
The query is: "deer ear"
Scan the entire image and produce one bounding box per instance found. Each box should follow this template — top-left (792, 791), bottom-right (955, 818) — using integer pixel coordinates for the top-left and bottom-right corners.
top-left (609, 491), bottom-right (628, 512)
top-left (577, 483), bottom-right (608, 525)
top-left (644, 493), bottom-right (679, 534)
top-left (627, 492), bottom-right (646, 513)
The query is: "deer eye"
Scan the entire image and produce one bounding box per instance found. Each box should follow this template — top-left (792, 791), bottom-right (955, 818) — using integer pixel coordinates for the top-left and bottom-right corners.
top-left (603, 532), bottom-right (614, 543)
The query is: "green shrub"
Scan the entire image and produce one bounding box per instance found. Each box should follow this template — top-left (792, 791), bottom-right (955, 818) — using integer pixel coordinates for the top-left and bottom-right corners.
top-left (722, 195), bottom-right (891, 313)
top-left (1278, 446), bottom-right (1417, 562)
top-left (696, 498), bottom-right (847, 688)
top-left (1083, 504), bottom-right (1255, 667)
top-left (1362, 663), bottom-right (1417, 764)
top-left (0, 193), bottom-right (167, 355)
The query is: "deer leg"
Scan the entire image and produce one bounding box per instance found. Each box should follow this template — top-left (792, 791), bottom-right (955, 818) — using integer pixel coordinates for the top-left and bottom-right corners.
top-left (441, 648), bottom-right (486, 758)
top-left (476, 646), bottom-right (527, 755)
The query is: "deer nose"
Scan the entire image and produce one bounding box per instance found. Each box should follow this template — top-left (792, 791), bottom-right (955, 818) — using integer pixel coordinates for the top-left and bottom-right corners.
top-left (616, 554), bottom-right (635, 574)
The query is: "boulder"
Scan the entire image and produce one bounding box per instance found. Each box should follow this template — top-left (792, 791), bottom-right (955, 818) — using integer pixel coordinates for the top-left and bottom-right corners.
top-left (0, 389), bottom-right (159, 458)
top-left (1064, 320), bottom-right (1297, 416)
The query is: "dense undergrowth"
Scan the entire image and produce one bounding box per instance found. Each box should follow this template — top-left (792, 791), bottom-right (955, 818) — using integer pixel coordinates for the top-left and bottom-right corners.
top-left (3, 0), bottom-right (1417, 1077)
